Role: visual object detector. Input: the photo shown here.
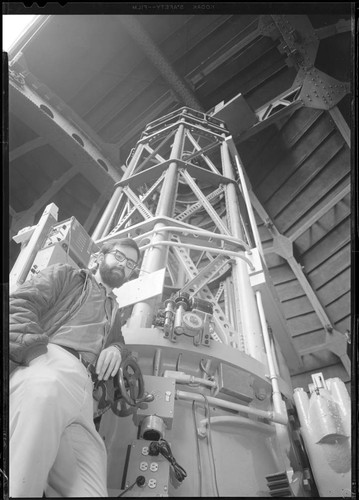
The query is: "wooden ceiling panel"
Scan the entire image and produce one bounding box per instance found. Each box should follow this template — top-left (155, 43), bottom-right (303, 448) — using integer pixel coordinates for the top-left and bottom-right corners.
top-left (334, 315), bottom-right (351, 334)
top-left (325, 291), bottom-right (350, 323)
top-left (306, 242), bottom-right (350, 290)
top-left (255, 113), bottom-right (338, 204)
top-left (293, 193), bottom-right (350, 254)
top-left (316, 267), bottom-right (350, 302)
top-left (266, 133), bottom-right (346, 221)
top-left (275, 279), bottom-right (306, 302)
top-left (300, 216), bottom-right (350, 273)
top-left (287, 312), bottom-right (324, 337)
top-left (279, 109), bottom-right (324, 147)
top-left (269, 263), bottom-right (298, 286)
top-left (167, 15), bottom-right (260, 76)
top-left (280, 295), bottom-right (315, 319)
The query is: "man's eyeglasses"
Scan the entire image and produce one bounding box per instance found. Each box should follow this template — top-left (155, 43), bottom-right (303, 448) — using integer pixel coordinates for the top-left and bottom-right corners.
top-left (108, 250), bottom-right (138, 270)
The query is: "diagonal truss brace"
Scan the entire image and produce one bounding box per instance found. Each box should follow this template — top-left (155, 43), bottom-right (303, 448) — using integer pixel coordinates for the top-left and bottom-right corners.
top-left (180, 169), bottom-right (230, 235)
top-left (175, 186), bottom-right (224, 223)
top-left (185, 130), bottom-right (221, 174)
top-left (121, 186), bottom-right (155, 220)
top-left (179, 254), bottom-right (232, 299)
top-left (109, 173), bottom-right (166, 235)
top-left (170, 234), bottom-right (239, 347)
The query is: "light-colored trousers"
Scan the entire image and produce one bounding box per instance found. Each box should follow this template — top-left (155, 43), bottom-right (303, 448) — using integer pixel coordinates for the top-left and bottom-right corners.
top-left (10, 343), bottom-right (108, 497)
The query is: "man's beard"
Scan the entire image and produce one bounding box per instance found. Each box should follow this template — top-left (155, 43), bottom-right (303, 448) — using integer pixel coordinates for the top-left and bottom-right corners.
top-left (99, 261), bottom-right (126, 289)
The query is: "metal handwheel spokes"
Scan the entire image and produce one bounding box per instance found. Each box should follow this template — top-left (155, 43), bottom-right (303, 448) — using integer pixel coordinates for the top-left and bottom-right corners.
top-left (117, 356), bottom-right (145, 406)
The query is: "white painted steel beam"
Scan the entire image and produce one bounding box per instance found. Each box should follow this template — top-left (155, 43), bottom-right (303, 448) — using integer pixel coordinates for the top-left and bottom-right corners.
top-left (10, 137), bottom-right (47, 162)
top-left (329, 106), bottom-right (351, 147)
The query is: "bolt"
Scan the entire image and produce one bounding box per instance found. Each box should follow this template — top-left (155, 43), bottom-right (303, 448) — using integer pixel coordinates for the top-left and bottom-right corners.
top-left (256, 389), bottom-right (266, 401)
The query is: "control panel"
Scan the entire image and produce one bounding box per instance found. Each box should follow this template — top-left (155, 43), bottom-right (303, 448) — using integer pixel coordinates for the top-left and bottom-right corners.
top-left (120, 439), bottom-right (170, 497)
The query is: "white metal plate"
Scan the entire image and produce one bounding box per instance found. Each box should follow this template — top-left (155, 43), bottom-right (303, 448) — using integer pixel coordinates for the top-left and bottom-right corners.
top-left (113, 267), bottom-right (166, 307)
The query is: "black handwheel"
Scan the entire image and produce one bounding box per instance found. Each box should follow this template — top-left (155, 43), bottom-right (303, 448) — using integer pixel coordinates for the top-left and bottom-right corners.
top-left (116, 356), bottom-right (145, 406)
top-left (93, 356), bottom-right (148, 418)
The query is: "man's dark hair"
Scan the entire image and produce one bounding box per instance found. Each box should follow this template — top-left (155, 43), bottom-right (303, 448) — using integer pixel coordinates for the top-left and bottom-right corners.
top-left (99, 238), bottom-right (141, 263)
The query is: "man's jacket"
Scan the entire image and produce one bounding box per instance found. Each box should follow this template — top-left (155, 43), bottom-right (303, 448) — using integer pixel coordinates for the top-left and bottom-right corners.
top-left (10, 263), bottom-right (129, 368)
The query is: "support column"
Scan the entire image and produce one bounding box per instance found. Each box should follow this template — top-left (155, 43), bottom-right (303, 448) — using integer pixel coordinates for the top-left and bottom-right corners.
top-left (128, 123), bottom-right (185, 328)
top-left (221, 140), bottom-right (266, 364)
top-left (91, 185), bottom-right (124, 241)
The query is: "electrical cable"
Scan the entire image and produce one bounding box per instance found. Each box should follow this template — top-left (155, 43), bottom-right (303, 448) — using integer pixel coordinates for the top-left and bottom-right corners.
top-left (202, 394), bottom-right (220, 497)
top-left (117, 476), bottom-right (145, 497)
top-left (149, 439), bottom-right (187, 482)
top-left (192, 400), bottom-right (203, 497)
top-left (199, 358), bottom-right (211, 377)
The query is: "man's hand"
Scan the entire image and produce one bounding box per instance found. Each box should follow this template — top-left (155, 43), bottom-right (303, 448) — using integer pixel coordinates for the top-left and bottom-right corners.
top-left (95, 345), bottom-right (122, 381)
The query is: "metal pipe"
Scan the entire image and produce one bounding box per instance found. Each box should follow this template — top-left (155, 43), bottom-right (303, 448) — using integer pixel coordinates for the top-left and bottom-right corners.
top-left (140, 240), bottom-right (255, 270)
top-left (270, 336), bottom-right (280, 377)
top-left (136, 225), bottom-right (250, 251)
top-left (226, 137), bottom-right (264, 255)
top-left (153, 349), bottom-right (162, 376)
top-left (255, 290), bottom-right (286, 417)
top-left (163, 370), bottom-right (217, 389)
top-left (198, 416), bottom-right (275, 436)
top-left (221, 139), bottom-right (266, 363)
top-left (91, 185), bottom-right (123, 241)
top-left (176, 390), bottom-right (288, 425)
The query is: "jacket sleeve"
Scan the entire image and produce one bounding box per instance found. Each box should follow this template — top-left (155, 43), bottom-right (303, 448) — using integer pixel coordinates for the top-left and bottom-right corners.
top-left (10, 264), bottom-right (74, 365)
top-left (106, 309), bottom-right (131, 360)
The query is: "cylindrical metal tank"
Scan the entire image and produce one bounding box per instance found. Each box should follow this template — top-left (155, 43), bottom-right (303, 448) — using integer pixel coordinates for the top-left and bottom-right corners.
top-left (294, 376), bottom-right (351, 497)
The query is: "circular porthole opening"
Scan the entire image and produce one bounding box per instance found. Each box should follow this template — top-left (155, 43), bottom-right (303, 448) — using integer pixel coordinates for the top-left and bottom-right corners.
top-left (97, 159), bottom-right (108, 171)
top-left (39, 104), bottom-right (54, 119)
top-left (72, 133), bottom-right (84, 147)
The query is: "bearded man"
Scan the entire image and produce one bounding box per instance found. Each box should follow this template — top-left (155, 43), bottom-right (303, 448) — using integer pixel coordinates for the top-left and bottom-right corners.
top-left (9, 238), bottom-right (140, 497)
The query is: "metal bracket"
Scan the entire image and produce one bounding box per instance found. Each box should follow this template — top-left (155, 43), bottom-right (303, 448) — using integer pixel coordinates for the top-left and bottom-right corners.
top-left (309, 372), bottom-right (328, 394)
top-left (297, 67), bottom-right (350, 110)
top-left (271, 14), bottom-right (319, 71)
top-left (9, 68), bottom-right (26, 87)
